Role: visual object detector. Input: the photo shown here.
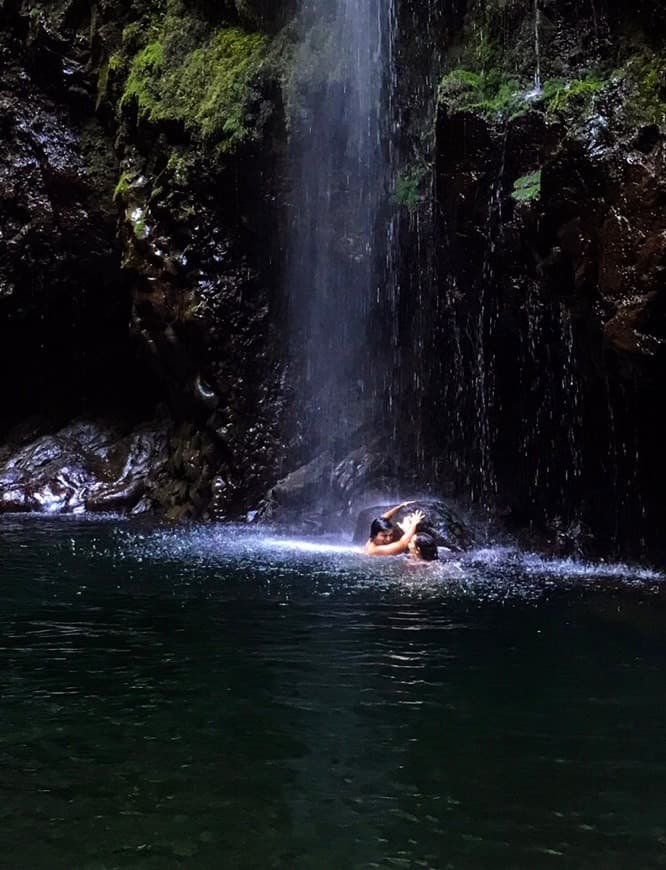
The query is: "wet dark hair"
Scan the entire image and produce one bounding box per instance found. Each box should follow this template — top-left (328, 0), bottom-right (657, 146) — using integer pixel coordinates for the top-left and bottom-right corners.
top-left (413, 532), bottom-right (439, 561)
top-left (369, 517), bottom-right (393, 540)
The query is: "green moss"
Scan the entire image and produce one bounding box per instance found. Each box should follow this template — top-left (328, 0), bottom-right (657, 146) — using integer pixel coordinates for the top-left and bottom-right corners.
top-left (108, 53), bottom-right (124, 73)
top-left (113, 172), bottom-right (133, 203)
top-left (120, 41), bottom-right (165, 114)
top-left (188, 30), bottom-right (268, 143)
top-left (540, 52), bottom-right (664, 128)
top-left (511, 169), bottom-right (541, 203)
top-left (438, 68), bottom-right (483, 104)
top-left (620, 51), bottom-right (666, 126)
top-left (539, 77), bottom-right (566, 104)
top-left (132, 216), bottom-right (147, 240)
top-left (117, 2), bottom-right (270, 154)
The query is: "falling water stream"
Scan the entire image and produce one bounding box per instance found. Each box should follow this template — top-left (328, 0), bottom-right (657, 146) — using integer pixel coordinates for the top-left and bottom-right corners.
top-left (533, 0), bottom-right (542, 92)
top-left (286, 0), bottom-right (396, 455)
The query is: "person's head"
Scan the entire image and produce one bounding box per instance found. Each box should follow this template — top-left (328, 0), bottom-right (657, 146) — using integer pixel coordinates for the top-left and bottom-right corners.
top-left (408, 532), bottom-right (439, 562)
top-left (369, 516), bottom-right (394, 545)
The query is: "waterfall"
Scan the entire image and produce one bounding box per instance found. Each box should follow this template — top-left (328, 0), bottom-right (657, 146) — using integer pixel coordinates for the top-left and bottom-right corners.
top-left (286, 0), bottom-right (397, 459)
top-left (533, 0), bottom-right (542, 93)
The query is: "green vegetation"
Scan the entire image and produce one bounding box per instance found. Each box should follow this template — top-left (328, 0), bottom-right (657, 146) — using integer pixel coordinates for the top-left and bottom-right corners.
top-left (116, 0), bottom-right (270, 154)
top-left (437, 68), bottom-right (526, 119)
top-left (511, 170), bottom-right (541, 203)
top-left (393, 165), bottom-right (428, 211)
top-left (96, 57), bottom-right (111, 109)
top-left (438, 66), bottom-right (612, 123)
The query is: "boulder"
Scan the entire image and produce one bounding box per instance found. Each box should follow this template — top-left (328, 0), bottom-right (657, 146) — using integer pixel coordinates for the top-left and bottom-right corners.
top-left (255, 444), bottom-right (403, 531)
top-left (0, 420), bottom-right (169, 515)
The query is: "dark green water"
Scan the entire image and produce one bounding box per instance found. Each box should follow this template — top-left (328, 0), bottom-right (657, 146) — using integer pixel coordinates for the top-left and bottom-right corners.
top-left (1, 517), bottom-right (665, 869)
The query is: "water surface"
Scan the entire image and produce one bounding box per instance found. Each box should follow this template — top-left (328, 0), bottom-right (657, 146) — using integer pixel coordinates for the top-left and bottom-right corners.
top-left (2, 517), bottom-right (665, 869)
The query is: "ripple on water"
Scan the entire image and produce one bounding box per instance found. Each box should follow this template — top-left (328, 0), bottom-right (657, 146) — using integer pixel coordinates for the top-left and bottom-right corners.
top-left (1, 515), bottom-right (666, 869)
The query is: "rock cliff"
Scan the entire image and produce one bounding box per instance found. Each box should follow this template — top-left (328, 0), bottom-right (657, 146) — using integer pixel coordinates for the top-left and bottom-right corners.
top-left (1, 0), bottom-right (665, 560)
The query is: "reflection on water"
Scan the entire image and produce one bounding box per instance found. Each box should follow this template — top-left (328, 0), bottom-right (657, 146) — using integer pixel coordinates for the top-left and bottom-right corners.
top-left (1, 516), bottom-right (665, 869)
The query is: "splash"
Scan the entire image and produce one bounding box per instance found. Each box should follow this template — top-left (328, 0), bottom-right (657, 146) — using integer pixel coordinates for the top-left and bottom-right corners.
top-left (105, 523), bottom-right (663, 601)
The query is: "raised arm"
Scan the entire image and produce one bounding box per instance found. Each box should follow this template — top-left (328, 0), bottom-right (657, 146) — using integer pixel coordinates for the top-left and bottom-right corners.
top-left (366, 510), bottom-right (424, 556)
top-left (381, 500), bottom-right (416, 521)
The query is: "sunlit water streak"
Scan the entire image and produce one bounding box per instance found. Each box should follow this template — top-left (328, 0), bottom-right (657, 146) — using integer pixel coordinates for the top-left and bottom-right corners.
top-left (1, 516), bottom-right (665, 868)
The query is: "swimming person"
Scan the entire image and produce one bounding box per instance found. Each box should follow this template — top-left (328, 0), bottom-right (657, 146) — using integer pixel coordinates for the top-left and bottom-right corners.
top-left (365, 504), bottom-right (425, 556)
top-left (363, 500), bottom-right (415, 550)
top-left (407, 532), bottom-right (439, 563)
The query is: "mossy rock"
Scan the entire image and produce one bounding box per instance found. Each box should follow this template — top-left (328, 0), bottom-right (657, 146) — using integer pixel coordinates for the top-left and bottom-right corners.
top-left (541, 76), bottom-right (606, 116)
top-left (618, 50), bottom-right (666, 127)
top-left (117, 0), bottom-right (273, 154)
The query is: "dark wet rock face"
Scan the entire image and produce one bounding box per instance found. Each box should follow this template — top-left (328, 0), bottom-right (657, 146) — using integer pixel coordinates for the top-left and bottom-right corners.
top-left (412, 0), bottom-right (666, 560)
top-left (0, 0), bottom-right (287, 520)
top-left (98, 0), bottom-right (288, 518)
top-left (0, 21), bottom-right (134, 422)
top-left (465, 123), bottom-right (665, 556)
top-left (114, 151), bottom-right (284, 517)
